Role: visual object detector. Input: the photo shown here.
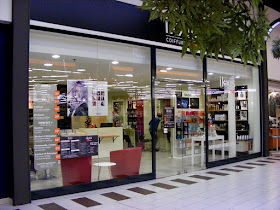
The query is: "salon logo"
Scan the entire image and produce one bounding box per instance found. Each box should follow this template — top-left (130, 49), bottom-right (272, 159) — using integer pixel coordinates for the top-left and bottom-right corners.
top-left (165, 21), bottom-right (185, 46)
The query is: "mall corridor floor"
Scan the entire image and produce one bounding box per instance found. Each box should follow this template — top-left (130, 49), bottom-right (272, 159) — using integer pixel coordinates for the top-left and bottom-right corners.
top-left (1, 155), bottom-right (280, 210)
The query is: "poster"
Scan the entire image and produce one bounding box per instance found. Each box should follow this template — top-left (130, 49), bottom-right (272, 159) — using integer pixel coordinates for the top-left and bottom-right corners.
top-left (88, 81), bottom-right (108, 116)
top-left (164, 107), bottom-right (175, 128)
top-left (67, 80), bottom-right (89, 116)
top-left (60, 135), bottom-right (98, 159)
top-left (238, 91), bottom-right (246, 100)
top-left (67, 80), bottom-right (108, 116)
top-left (33, 84), bottom-right (58, 170)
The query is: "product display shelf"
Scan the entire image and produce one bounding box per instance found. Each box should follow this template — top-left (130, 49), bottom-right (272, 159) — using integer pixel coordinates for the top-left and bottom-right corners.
top-left (208, 89), bottom-right (228, 141)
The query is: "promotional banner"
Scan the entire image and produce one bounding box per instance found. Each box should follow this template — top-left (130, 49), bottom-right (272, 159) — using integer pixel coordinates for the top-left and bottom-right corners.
top-left (164, 107), bottom-right (175, 128)
top-left (88, 81), bottom-right (108, 116)
top-left (33, 84), bottom-right (58, 170)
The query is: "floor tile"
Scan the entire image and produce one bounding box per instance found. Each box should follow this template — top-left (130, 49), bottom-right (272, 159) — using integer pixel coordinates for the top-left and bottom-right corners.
top-left (246, 162), bottom-right (266, 166)
top-left (206, 171), bottom-right (229, 176)
top-left (221, 168), bottom-right (243, 172)
top-left (38, 203), bottom-right (67, 210)
top-left (72, 197), bottom-right (101, 207)
top-left (127, 187), bottom-right (155, 195)
top-left (102, 192), bottom-right (130, 201)
top-left (170, 178), bottom-right (197, 185)
top-left (234, 165), bottom-right (255, 169)
top-left (189, 175), bottom-right (214, 180)
top-left (151, 183), bottom-right (177, 190)
top-left (257, 160), bottom-right (275, 163)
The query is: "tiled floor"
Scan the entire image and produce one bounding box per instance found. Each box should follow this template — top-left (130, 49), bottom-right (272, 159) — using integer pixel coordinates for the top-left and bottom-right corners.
top-left (2, 155), bottom-right (280, 210)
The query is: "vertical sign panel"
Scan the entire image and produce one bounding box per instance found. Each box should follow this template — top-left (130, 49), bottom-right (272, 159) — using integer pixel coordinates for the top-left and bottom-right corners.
top-left (33, 84), bottom-right (58, 170)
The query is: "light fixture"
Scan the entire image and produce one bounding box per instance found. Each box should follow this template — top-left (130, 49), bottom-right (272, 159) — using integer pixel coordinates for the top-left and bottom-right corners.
top-left (160, 70), bottom-right (168, 73)
top-left (52, 55), bottom-right (60, 59)
top-left (112, 61), bottom-right (119, 65)
top-left (125, 74), bottom-right (133, 77)
top-left (44, 63), bottom-right (53, 67)
top-left (235, 76), bottom-right (240, 79)
top-left (166, 67), bottom-right (173, 70)
top-left (77, 69), bottom-right (86, 72)
top-left (208, 72), bottom-right (214, 75)
top-left (188, 84), bottom-right (194, 86)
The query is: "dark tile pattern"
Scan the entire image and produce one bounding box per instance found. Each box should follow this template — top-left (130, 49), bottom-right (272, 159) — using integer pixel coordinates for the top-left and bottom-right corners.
top-left (274, 155), bottom-right (280, 158)
top-left (128, 187), bottom-right (155, 195)
top-left (257, 160), bottom-right (275, 163)
top-left (246, 162), bottom-right (266, 166)
top-left (102, 192), bottom-right (130, 201)
top-left (189, 175), bottom-right (214, 180)
top-left (206, 171), bottom-right (229, 176)
top-left (234, 165), bottom-right (254, 169)
top-left (151, 183), bottom-right (177, 189)
top-left (39, 203), bottom-right (67, 210)
top-left (221, 168), bottom-right (242, 172)
top-left (171, 179), bottom-right (197, 185)
top-left (72, 197), bottom-right (101, 207)
top-left (267, 158), bottom-right (280, 161)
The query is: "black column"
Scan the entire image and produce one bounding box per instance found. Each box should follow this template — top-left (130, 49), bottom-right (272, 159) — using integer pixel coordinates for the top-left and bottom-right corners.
top-left (260, 48), bottom-right (269, 157)
top-left (151, 47), bottom-right (156, 177)
top-left (203, 57), bottom-right (209, 167)
top-left (12, 0), bottom-right (31, 205)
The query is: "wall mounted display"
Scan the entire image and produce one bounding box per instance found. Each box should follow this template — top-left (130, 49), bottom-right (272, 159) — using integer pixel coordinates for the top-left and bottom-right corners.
top-left (164, 107), bottom-right (175, 128)
top-left (237, 91), bottom-right (246, 100)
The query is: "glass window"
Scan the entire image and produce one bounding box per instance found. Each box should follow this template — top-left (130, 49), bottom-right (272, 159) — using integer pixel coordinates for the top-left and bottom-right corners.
top-left (29, 30), bottom-right (152, 191)
top-left (207, 60), bottom-right (260, 162)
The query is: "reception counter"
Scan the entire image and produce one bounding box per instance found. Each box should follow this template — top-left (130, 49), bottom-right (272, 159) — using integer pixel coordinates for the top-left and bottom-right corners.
top-left (79, 127), bottom-right (123, 158)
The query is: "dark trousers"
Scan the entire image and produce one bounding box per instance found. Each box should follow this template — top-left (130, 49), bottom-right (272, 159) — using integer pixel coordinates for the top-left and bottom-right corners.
top-left (149, 130), bottom-right (158, 146)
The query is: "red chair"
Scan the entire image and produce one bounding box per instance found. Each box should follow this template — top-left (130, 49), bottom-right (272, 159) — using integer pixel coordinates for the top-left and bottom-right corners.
top-left (110, 147), bottom-right (142, 179)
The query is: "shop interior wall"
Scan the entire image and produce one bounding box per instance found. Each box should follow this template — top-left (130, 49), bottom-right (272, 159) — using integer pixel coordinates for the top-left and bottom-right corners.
top-left (0, 23), bottom-right (12, 199)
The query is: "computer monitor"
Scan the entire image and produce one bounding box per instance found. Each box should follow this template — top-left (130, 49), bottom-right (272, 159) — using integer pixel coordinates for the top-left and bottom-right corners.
top-left (100, 123), bottom-right (113, 127)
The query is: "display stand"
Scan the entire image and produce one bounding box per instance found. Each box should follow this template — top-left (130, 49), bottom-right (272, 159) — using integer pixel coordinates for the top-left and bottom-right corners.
top-left (61, 156), bottom-right (92, 186)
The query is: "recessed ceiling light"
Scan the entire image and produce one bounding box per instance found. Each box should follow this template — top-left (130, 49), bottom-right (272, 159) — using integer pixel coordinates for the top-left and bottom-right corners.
top-left (235, 76), bottom-right (240, 79)
top-left (112, 61), bottom-right (119, 65)
top-left (208, 72), bottom-right (214, 75)
top-left (166, 67), bottom-right (173, 70)
top-left (160, 70), bottom-right (168, 73)
top-left (52, 55), bottom-right (60, 59)
top-left (44, 63), bottom-right (53, 67)
top-left (77, 69), bottom-right (86, 72)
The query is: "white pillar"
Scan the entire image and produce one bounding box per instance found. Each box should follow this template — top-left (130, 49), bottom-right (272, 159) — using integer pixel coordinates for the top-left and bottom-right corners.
top-left (228, 76), bottom-right (236, 158)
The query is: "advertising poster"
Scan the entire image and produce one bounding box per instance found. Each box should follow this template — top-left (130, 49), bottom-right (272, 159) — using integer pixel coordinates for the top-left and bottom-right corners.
top-left (67, 80), bottom-right (89, 116)
top-left (60, 135), bottom-right (98, 159)
top-left (33, 84), bottom-right (58, 170)
top-left (164, 107), bottom-right (175, 128)
top-left (88, 81), bottom-right (108, 116)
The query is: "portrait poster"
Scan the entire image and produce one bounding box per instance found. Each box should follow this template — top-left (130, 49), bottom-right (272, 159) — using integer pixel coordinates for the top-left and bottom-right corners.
top-left (240, 111), bottom-right (247, 121)
top-left (67, 80), bottom-right (89, 116)
top-left (237, 91), bottom-right (246, 100)
top-left (240, 101), bottom-right (248, 110)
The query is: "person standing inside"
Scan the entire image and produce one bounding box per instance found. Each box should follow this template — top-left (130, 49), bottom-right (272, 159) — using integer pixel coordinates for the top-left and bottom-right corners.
top-left (149, 113), bottom-right (162, 151)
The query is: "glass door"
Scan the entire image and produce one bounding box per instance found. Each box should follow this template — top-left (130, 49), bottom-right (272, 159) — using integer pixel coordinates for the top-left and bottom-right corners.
top-left (155, 80), bottom-right (206, 178)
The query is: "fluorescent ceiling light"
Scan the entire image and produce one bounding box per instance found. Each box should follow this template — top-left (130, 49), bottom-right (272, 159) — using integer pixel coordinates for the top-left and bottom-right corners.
top-left (208, 72), bottom-right (214, 75)
top-left (32, 68), bottom-right (52, 72)
top-left (53, 70), bottom-right (71, 73)
top-left (160, 70), bottom-right (168, 73)
top-left (72, 72), bottom-right (82, 74)
top-left (112, 61), bottom-right (119, 65)
top-left (77, 69), bottom-right (86, 72)
top-left (44, 63), bottom-right (53, 67)
top-left (116, 74), bottom-right (124, 77)
top-left (235, 76), bottom-right (240, 79)
top-left (125, 74), bottom-right (133, 77)
top-left (188, 84), bottom-right (194, 86)
top-left (52, 55), bottom-right (60, 59)
top-left (50, 75), bottom-right (69, 78)
top-left (166, 67), bottom-right (173, 70)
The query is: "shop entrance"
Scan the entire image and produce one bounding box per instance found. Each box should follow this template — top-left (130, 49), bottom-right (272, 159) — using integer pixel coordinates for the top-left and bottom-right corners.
top-left (154, 80), bottom-right (206, 178)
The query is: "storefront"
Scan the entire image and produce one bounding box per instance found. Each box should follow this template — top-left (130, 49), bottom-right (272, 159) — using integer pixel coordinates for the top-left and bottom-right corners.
top-left (5, 0), bottom-right (270, 205)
